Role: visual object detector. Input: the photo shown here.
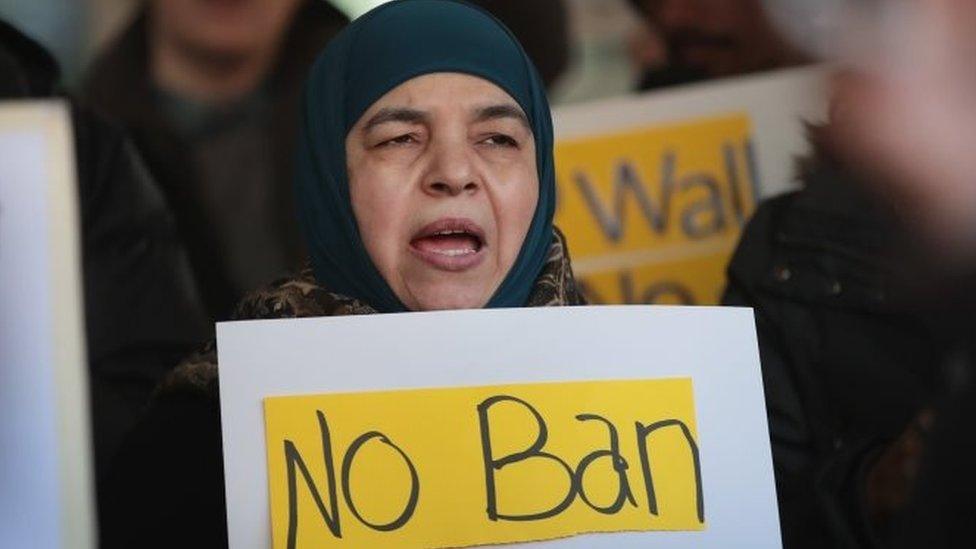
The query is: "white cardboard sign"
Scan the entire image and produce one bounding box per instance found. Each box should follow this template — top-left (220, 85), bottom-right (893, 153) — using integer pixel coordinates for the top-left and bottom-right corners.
top-left (218, 305), bottom-right (779, 548)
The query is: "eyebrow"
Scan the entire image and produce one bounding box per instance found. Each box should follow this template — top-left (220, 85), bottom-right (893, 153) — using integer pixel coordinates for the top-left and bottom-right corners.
top-left (473, 103), bottom-right (530, 130)
top-left (361, 103), bottom-right (531, 133)
top-left (362, 107), bottom-right (429, 133)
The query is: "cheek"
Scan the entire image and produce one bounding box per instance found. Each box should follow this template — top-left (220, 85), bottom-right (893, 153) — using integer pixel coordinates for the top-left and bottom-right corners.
top-left (495, 166), bottom-right (540, 263)
top-left (348, 164), bottom-right (412, 270)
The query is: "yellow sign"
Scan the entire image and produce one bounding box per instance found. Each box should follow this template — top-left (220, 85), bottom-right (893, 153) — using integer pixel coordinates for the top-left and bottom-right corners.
top-left (554, 114), bottom-right (757, 305)
top-left (264, 378), bottom-right (704, 548)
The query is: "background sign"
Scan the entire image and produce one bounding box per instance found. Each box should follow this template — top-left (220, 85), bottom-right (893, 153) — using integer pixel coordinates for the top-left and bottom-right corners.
top-left (218, 306), bottom-right (779, 548)
top-left (555, 114), bottom-right (756, 305)
top-left (553, 67), bottom-right (828, 305)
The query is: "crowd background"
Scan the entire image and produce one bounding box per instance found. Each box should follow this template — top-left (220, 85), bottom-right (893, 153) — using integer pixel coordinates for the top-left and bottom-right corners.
top-left (4, 0), bottom-right (674, 105)
top-left (2, 1), bottom-right (975, 548)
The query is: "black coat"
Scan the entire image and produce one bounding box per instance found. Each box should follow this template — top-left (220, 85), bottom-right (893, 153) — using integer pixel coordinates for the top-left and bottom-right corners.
top-left (896, 370), bottom-right (976, 549)
top-left (723, 161), bottom-right (948, 548)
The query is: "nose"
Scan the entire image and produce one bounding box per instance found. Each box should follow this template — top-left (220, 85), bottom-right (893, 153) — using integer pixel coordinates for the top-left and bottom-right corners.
top-left (423, 138), bottom-right (480, 197)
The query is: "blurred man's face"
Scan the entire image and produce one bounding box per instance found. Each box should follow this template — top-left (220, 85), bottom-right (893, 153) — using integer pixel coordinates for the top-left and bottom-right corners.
top-left (639, 0), bottom-right (794, 78)
top-left (152, 0), bottom-right (303, 62)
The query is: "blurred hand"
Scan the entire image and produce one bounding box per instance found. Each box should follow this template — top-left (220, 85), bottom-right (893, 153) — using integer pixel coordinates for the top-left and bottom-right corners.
top-left (829, 0), bottom-right (976, 264)
top-left (864, 409), bottom-right (935, 526)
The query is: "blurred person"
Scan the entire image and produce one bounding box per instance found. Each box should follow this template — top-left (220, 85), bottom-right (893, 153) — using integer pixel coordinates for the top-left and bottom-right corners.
top-left (82, 0), bottom-right (348, 322)
top-left (99, 2), bottom-right (584, 546)
top-left (628, 0), bottom-right (808, 90)
top-left (1, 16), bottom-right (208, 492)
top-left (825, 1), bottom-right (976, 546)
top-left (724, 1), bottom-right (976, 546)
top-left (723, 119), bottom-right (947, 549)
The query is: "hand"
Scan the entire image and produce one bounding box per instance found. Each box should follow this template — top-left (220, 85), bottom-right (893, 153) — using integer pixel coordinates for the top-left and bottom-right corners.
top-left (829, 0), bottom-right (976, 264)
top-left (864, 409), bottom-right (935, 527)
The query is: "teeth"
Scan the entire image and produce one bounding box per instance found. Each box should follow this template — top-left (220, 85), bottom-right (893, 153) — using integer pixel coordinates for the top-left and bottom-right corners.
top-left (431, 248), bottom-right (477, 257)
top-left (432, 229), bottom-right (468, 236)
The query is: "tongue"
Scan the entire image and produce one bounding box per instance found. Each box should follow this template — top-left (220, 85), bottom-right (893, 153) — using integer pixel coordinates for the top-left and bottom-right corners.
top-left (413, 234), bottom-right (480, 254)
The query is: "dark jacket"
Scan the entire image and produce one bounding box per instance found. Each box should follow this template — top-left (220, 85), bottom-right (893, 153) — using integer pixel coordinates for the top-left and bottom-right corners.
top-left (895, 270), bottom-right (976, 548)
top-left (81, 2), bottom-right (348, 321)
top-left (896, 355), bottom-right (976, 549)
top-left (0, 19), bottom-right (209, 481)
top-left (99, 229), bottom-right (584, 548)
top-left (722, 159), bottom-right (947, 548)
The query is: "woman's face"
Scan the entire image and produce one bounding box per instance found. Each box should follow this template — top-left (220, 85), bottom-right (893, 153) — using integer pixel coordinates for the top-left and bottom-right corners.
top-left (346, 73), bottom-right (539, 311)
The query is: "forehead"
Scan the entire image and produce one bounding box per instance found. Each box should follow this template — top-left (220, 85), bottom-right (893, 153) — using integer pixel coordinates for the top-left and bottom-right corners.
top-left (359, 73), bottom-right (523, 119)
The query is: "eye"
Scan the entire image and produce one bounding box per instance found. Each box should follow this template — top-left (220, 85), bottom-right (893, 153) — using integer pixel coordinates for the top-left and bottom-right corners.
top-left (482, 134), bottom-right (519, 148)
top-left (378, 133), bottom-right (419, 147)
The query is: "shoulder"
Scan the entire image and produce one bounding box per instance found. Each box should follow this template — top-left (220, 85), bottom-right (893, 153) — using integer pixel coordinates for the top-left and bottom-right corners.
top-left (231, 268), bottom-right (375, 320)
top-left (727, 175), bottom-right (898, 312)
top-left (726, 191), bottom-right (799, 284)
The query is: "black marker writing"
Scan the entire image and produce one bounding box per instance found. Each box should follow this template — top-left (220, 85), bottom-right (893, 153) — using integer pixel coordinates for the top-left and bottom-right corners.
top-left (478, 395), bottom-right (576, 521)
top-left (574, 413), bottom-right (638, 514)
top-left (635, 419), bottom-right (705, 523)
top-left (477, 395), bottom-right (705, 525)
top-left (283, 410), bottom-right (419, 548)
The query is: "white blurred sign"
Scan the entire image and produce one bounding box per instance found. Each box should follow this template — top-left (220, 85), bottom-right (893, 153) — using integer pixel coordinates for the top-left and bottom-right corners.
top-left (0, 101), bottom-right (93, 549)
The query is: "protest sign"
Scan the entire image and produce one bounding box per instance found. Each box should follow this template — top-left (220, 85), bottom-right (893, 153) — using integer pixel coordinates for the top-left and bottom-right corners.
top-left (0, 101), bottom-right (93, 549)
top-left (218, 306), bottom-right (779, 548)
top-left (552, 67), bottom-right (828, 305)
top-left (265, 378), bottom-right (703, 548)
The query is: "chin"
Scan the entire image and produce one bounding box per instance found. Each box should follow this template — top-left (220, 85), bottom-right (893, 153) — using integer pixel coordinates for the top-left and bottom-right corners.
top-left (199, 34), bottom-right (259, 56)
top-left (408, 286), bottom-right (490, 311)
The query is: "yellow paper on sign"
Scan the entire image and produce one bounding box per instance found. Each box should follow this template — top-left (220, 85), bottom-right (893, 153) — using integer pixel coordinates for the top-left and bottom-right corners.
top-left (264, 378), bottom-right (704, 548)
top-left (554, 114), bottom-right (757, 305)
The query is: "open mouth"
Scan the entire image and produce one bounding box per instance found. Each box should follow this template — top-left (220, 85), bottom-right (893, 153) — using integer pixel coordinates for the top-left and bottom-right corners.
top-left (409, 218), bottom-right (486, 271)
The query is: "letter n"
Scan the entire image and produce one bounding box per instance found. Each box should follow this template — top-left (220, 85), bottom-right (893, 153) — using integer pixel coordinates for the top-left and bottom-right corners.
top-left (634, 419), bottom-right (705, 523)
top-left (284, 410), bottom-right (341, 548)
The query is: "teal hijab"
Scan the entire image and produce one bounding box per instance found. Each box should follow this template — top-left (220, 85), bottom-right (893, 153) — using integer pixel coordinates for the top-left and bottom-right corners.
top-left (294, 0), bottom-right (556, 313)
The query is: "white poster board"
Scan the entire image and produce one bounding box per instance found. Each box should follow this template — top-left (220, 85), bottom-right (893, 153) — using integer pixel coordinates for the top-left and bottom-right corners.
top-left (0, 101), bottom-right (94, 549)
top-left (218, 306), bottom-right (779, 548)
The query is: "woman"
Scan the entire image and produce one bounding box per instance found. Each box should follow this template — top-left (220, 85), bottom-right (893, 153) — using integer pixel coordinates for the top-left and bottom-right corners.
top-left (99, 1), bottom-right (583, 547)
